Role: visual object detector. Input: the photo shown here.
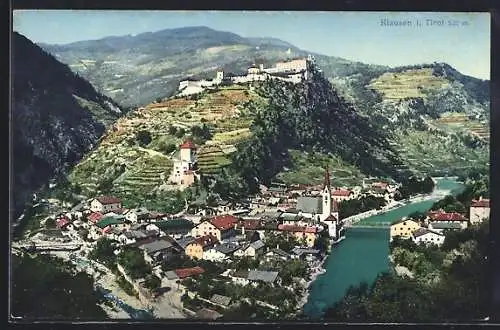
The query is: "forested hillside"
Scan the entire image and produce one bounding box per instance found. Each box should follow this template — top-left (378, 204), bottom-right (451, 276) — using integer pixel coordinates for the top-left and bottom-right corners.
top-left (12, 32), bottom-right (122, 219)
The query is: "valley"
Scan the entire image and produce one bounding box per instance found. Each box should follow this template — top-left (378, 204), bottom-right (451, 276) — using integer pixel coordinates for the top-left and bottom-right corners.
top-left (11, 22), bottom-right (490, 322)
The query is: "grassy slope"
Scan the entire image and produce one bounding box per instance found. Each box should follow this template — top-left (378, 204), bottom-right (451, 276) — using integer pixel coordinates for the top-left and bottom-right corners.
top-left (276, 150), bottom-right (366, 187)
top-left (367, 68), bottom-right (450, 100)
top-left (68, 85), bottom-right (261, 201)
top-left (363, 68), bottom-right (489, 176)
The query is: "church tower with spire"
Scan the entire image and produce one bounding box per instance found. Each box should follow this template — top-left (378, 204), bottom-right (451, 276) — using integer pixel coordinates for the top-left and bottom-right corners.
top-left (319, 166), bottom-right (345, 241)
top-left (321, 166), bottom-right (332, 221)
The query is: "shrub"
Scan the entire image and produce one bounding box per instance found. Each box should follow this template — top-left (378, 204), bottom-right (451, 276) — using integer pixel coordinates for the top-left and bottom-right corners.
top-left (136, 130), bottom-right (152, 147)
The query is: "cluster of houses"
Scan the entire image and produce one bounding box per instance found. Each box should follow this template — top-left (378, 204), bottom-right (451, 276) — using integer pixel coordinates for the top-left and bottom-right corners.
top-left (50, 191), bottom-right (330, 268)
top-left (389, 197), bottom-right (490, 246)
top-left (177, 56), bottom-right (316, 97)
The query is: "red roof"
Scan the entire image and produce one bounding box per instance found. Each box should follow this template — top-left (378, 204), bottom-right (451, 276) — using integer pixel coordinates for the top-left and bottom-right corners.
top-left (278, 224), bottom-right (318, 233)
top-left (179, 140), bottom-right (196, 150)
top-left (372, 182), bottom-right (388, 189)
top-left (56, 218), bottom-right (70, 228)
top-left (238, 219), bottom-right (261, 230)
top-left (428, 211), bottom-right (468, 222)
top-left (471, 199), bottom-right (490, 208)
top-left (332, 189), bottom-right (352, 197)
top-left (211, 215), bottom-right (238, 230)
top-left (190, 235), bottom-right (219, 248)
top-left (175, 266), bottom-right (205, 279)
top-left (88, 212), bottom-right (103, 223)
top-left (96, 196), bottom-right (121, 205)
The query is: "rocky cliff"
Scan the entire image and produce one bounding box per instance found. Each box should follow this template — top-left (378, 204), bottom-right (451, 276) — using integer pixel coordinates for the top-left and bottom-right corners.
top-left (12, 32), bottom-right (122, 219)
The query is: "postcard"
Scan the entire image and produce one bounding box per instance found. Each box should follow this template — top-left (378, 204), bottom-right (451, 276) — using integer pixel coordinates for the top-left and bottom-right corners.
top-left (10, 10), bottom-right (491, 322)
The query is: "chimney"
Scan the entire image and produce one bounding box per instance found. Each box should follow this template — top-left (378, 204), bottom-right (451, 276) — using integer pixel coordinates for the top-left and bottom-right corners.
top-left (259, 64), bottom-right (264, 71)
top-left (276, 244), bottom-right (279, 250)
top-left (242, 226), bottom-right (245, 235)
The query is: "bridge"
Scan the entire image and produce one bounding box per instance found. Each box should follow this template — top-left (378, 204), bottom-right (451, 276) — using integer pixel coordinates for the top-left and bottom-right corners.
top-left (343, 221), bottom-right (392, 229)
top-left (12, 241), bottom-right (82, 252)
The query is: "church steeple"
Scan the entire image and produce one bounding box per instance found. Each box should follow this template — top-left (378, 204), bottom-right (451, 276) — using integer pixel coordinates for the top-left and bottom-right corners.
top-left (323, 166), bottom-right (331, 190)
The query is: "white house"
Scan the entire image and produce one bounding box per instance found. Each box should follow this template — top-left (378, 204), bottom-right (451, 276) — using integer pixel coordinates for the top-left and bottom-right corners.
top-left (411, 228), bottom-right (445, 246)
top-left (233, 240), bottom-right (265, 258)
top-left (427, 210), bottom-right (469, 230)
top-left (331, 189), bottom-right (354, 202)
top-left (90, 196), bottom-right (122, 213)
top-left (469, 198), bottom-right (490, 225)
top-left (203, 243), bottom-right (240, 262)
top-left (124, 208), bottom-right (150, 223)
top-left (229, 270), bottom-right (250, 286)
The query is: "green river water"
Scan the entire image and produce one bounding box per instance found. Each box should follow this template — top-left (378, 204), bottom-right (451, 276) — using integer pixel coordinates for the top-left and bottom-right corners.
top-left (303, 178), bottom-right (465, 318)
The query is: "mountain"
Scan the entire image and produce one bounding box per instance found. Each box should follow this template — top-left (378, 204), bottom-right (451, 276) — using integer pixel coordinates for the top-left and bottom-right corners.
top-left (11, 32), bottom-right (122, 219)
top-left (35, 26), bottom-right (488, 207)
top-left (38, 27), bottom-right (489, 130)
top-left (38, 26), bottom-right (356, 107)
top-left (67, 60), bottom-right (488, 211)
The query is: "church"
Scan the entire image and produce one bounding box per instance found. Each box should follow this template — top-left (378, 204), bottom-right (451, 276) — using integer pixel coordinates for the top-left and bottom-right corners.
top-left (296, 167), bottom-right (345, 241)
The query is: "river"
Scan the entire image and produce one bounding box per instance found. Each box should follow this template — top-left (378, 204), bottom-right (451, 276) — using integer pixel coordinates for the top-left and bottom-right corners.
top-left (302, 178), bottom-right (465, 318)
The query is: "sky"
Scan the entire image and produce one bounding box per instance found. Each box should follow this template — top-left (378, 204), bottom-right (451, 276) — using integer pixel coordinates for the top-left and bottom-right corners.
top-left (13, 10), bottom-right (491, 79)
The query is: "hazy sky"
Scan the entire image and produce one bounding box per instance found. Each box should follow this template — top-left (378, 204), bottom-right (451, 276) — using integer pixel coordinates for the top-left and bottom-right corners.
top-left (13, 10), bottom-right (490, 79)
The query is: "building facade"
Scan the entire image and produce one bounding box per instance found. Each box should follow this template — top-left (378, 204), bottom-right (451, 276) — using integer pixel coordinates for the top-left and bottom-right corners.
top-left (469, 198), bottom-right (490, 225)
top-left (90, 196), bottom-right (122, 213)
top-left (390, 219), bottom-right (421, 241)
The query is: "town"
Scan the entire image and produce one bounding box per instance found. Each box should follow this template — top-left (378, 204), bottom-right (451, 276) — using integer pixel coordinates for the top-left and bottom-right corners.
top-left (12, 138), bottom-right (490, 320)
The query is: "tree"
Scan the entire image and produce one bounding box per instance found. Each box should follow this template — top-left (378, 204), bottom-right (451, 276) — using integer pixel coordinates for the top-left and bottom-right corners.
top-left (78, 228), bottom-right (89, 241)
top-left (136, 130), bottom-right (152, 147)
top-left (11, 253), bottom-right (107, 319)
top-left (168, 125), bottom-right (177, 136)
top-left (118, 247), bottom-right (152, 279)
top-left (144, 274), bottom-right (161, 292)
top-left (160, 143), bottom-right (176, 155)
top-left (89, 238), bottom-right (117, 267)
top-left (175, 128), bottom-right (186, 139)
top-left (45, 218), bottom-right (56, 228)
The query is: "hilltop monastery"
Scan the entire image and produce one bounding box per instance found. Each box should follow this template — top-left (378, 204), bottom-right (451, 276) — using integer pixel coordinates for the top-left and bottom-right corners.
top-left (177, 55), bottom-right (316, 96)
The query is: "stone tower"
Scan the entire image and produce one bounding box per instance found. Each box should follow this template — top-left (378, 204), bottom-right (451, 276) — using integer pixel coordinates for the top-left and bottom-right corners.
top-left (216, 69), bottom-right (224, 83)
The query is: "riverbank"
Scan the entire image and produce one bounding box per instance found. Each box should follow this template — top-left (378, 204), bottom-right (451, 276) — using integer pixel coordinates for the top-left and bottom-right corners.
top-left (303, 178), bottom-right (465, 318)
top-left (297, 252), bottom-right (329, 311)
top-left (342, 189), bottom-right (451, 225)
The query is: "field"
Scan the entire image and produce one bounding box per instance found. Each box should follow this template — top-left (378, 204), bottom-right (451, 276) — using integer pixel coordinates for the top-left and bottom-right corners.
top-left (431, 112), bottom-right (489, 142)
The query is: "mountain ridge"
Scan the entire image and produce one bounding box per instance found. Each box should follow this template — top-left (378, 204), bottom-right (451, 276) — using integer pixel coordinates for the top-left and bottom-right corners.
top-left (12, 32), bottom-right (123, 219)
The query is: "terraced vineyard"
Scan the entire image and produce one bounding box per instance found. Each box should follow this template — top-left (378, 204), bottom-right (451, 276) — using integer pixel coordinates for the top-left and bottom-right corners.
top-left (392, 129), bottom-right (488, 176)
top-left (112, 154), bottom-right (172, 197)
top-left (196, 144), bottom-right (232, 175)
top-left (68, 85), bottom-right (261, 197)
top-left (431, 112), bottom-right (489, 142)
top-left (367, 68), bottom-right (450, 100)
